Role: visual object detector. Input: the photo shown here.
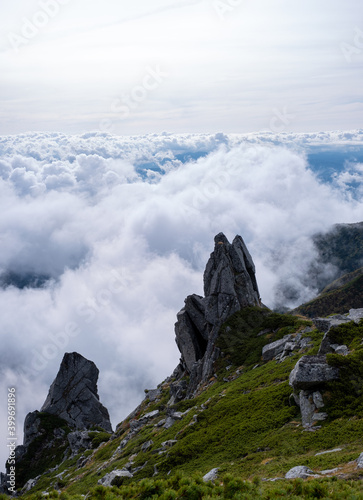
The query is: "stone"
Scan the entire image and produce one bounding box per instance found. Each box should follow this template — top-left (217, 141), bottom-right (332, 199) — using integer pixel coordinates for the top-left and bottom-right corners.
top-left (203, 468), bottom-right (219, 482)
top-left (313, 391), bottom-right (325, 409)
top-left (174, 233), bottom-right (261, 392)
top-left (141, 440), bottom-right (153, 452)
top-left (23, 411), bottom-right (42, 447)
top-left (289, 356), bottom-right (339, 390)
top-left (144, 388), bottom-right (162, 402)
top-left (21, 477), bottom-right (40, 493)
top-left (334, 345), bottom-right (349, 356)
top-left (299, 391), bottom-right (316, 427)
top-left (163, 417), bottom-right (176, 429)
top-left (285, 466), bottom-right (315, 479)
top-left (348, 308), bottom-right (363, 323)
top-left (262, 335), bottom-right (293, 361)
top-left (315, 448), bottom-right (343, 456)
top-left (314, 315), bottom-right (351, 333)
top-left (203, 233), bottom-right (260, 325)
top-left (41, 352), bottom-right (112, 432)
top-left (98, 469), bottom-right (133, 486)
top-left (67, 431), bottom-right (92, 455)
top-left (357, 452), bottom-right (363, 468)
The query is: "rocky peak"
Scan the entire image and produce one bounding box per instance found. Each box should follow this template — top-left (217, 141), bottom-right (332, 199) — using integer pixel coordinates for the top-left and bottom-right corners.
top-left (174, 233), bottom-right (261, 396)
top-left (203, 233), bottom-right (260, 325)
top-left (40, 352), bottom-right (112, 433)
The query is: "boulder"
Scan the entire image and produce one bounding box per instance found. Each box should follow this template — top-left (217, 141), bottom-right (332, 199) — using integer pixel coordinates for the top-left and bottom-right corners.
top-left (348, 308), bottom-right (363, 323)
top-left (98, 470), bottom-right (133, 486)
top-left (285, 466), bottom-right (315, 479)
top-left (289, 356), bottom-right (339, 390)
top-left (203, 468), bottom-right (219, 482)
top-left (67, 431), bottom-right (92, 455)
top-left (41, 352), bottom-right (112, 432)
top-left (357, 452), bottom-right (363, 469)
top-left (262, 335), bottom-right (293, 361)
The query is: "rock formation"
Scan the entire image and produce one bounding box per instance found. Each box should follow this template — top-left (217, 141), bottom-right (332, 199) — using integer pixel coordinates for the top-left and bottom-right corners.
top-left (40, 352), bottom-right (112, 433)
top-left (174, 233), bottom-right (261, 395)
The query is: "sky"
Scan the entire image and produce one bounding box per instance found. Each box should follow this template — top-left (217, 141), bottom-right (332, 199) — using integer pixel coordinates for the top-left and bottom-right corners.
top-left (0, 0), bottom-right (363, 134)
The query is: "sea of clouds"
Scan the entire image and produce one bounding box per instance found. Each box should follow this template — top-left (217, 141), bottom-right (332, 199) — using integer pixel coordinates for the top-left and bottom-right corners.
top-left (0, 130), bottom-right (362, 469)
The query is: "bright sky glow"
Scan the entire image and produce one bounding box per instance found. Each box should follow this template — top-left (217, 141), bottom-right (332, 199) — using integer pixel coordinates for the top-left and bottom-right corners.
top-left (1, 0), bottom-right (363, 134)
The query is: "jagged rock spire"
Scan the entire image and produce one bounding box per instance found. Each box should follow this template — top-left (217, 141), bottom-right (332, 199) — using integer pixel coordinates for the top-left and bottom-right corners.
top-left (174, 233), bottom-right (261, 394)
top-left (40, 352), bottom-right (112, 432)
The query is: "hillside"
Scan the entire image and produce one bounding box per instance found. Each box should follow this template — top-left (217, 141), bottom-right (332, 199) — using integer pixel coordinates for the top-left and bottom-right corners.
top-left (2, 230), bottom-right (363, 499)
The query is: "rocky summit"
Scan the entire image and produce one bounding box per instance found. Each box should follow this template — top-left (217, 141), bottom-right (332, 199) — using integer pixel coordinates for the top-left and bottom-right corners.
top-left (174, 232), bottom-right (261, 395)
top-left (40, 352), bottom-right (112, 433)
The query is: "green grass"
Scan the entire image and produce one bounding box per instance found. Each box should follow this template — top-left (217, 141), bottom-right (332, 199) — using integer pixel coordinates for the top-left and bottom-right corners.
top-left (17, 313), bottom-right (363, 498)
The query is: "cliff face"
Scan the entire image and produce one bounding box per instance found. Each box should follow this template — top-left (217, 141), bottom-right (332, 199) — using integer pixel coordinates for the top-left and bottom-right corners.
top-left (174, 232), bottom-right (261, 395)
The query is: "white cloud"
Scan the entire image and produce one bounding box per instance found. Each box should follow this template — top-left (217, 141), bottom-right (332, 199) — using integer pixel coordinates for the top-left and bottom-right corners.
top-left (0, 131), bottom-right (362, 470)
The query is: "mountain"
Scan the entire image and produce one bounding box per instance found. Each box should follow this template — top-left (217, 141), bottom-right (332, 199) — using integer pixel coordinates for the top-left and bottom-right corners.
top-left (2, 230), bottom-right (363, 498)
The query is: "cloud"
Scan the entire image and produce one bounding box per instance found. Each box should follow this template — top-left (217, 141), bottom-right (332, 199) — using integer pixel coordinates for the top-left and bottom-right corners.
top-left (0, 131), bottom-right (362, 470)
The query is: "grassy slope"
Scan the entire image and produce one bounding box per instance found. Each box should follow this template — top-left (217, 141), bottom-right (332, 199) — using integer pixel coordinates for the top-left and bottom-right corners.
top-left (20, 311), bottom-right (363, 499)
top-left (293, 273), bottom-right (363, 318)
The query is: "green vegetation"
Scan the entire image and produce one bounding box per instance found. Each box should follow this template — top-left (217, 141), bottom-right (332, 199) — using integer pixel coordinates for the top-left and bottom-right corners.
top-left (16, 312), bottom-right (363, 498)
top-left (294, 273), bottom-right (363, 318)
top-left (325, 320), bottom-right (363, 419)
top-left (23, 475), bottom-right (363, 499)
top-left (217, 307), bottom-right (310, 367)
top-left (88, 431), bottom-right (112, 448)
top-left (14, 413), bottom-right (71, 489)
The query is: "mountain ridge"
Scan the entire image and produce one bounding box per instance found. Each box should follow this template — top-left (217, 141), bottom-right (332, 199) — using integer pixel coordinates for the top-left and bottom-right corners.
top-left (1, 225), bottom-right (363, 498)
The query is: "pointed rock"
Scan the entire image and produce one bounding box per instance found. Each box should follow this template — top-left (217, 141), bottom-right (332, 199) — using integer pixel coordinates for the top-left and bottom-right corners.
top-left (174, 233), bottom-right (261, 391)
top-left (41, 352), bottom-right (112, 432)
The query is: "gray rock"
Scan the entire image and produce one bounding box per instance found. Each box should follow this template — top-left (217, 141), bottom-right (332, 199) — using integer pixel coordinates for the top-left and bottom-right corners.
top-left (67, 431), bottom-right (92, 455)
top-left (334, 345), bottom-right (349, 356)
top-left (98, 470), bottom-right (133, 486)
top-left (23, 411), bottom-right (42, 447)
top-left (21, 477), bottom-right (40, 493)
top-left (313, 391), bottom-right (325, 409)
top-left (314, 316), bottom-right (351, 334)
top-left (285, 466), bottom-right (315, 479)
top-left (315, 448), bottom-right (342, 456)
top-left (140, 410), bottom-right (159, 421)
top-left (163, 417), bottom-right (176, 429)
top-left (289, 356), bottom-right (339, 390)
top-left (41, 352), bottom-right (112, 432)
top-left (357, 452), bottom-right (363, 468)
top-left (320, 468), bottom-right (339, 475)
top-left (174, 233), bottom-right (261, 392)
top-left (203, 468), bottom-right (219, 482)
top-left (141, 440), bottom-right (154, 452)
top-left (348, 308), bottom-right (363, 323)
top-left (299, 391), bottom-right (316, 427)
top-left (144, 388), bottom-right (162, 402)
top-left (203, 233), bottom-right (260, 325)
top-left (262, 335), bottom-right (293, 361)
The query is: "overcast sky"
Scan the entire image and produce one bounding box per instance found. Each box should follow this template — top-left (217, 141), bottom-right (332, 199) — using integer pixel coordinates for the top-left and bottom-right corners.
top-left (1, 0), bottom-right (363, 134)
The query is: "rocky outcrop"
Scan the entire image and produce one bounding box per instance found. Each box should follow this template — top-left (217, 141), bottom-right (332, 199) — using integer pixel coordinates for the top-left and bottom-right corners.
top-left (289, 356), bottom-right (339, 390)
top-left (6, 353), bottom-right (112, 492)
top-left (289, 356), bottom-right (339, 427)
top-left (41, 352), bottom-right (112, 433)
top-left (174, 233), bottom-right (261, 394)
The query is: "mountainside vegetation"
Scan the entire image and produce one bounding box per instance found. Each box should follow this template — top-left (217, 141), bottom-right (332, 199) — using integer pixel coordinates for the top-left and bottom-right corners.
top-left (12, 310), bottom-right (363, 499)
top-left (4, 225), bottom-right (363, 499)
